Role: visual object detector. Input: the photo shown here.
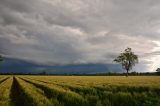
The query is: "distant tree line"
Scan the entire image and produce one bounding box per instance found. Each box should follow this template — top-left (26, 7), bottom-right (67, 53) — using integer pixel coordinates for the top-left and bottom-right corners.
top-left (0, 71), bottom-right (159, 76)
top-left (0, 51), bottom-right (160, 76)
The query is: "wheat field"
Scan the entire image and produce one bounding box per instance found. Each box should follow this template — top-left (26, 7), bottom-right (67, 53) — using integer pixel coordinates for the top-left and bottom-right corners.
top-left (0, 76), bottom-right (160, 106)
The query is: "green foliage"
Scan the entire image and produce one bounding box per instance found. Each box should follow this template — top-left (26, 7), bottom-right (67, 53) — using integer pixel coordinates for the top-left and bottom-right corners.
top-left (114, 48), bottom-right (138, 76)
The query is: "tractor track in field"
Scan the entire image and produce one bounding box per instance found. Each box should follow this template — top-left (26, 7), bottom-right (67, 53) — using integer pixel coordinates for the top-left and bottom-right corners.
top-left (10, 77), bottom-right (26, 106)
top-left (19, 77), bottom-right (86, 106)
top-left (21, 77), bottom-right (81, 91)
top-left (20, 77), bottom-right (160, 96)
top-left (22, 77), bottom-right (59, 86)
top-left (10, 77), bottom-right (35, 106)
top-left (0, 77), bottom-right (9, 84)
top-left (0, 76), bottom-right (159, 106)
top-left (19, 77), bottom-right (57, 98)
top-left (19, 77), bottom-right (87, 96)
top-left (20, 77), bottom-right (75, 92)
top-left (22, 77), bottom-right (98, 95)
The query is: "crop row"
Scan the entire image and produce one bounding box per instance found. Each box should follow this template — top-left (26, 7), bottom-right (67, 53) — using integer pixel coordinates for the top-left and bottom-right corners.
top-left (0, 76), bottom-right (160, 106)
top-left (19, 77), bottom-right (160, 106)
top-left (0, 77), bottom-right (12, 106)
top-left (23, 76), bottom-right (160, 88)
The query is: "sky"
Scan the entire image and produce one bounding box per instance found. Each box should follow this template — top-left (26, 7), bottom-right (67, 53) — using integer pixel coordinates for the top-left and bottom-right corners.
top-left (0, 0), bottom-right (160, 72)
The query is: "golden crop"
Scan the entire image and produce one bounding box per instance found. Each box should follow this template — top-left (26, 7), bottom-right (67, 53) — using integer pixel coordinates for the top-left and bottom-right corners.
top-left (0, 76), bottom-right (160, 106)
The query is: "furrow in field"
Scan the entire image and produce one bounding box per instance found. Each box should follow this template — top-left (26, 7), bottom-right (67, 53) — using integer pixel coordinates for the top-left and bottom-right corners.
top-left (21, 77), bottom-right (86, 97)
top-left (23, 76), bottom-right (106, 102)
top-left (10, 77), bottom-right (34, 106)
top-left (32, 78), bottom-right (158, 98)
top-left (24, 77), bottom-right (70, 90)
top-left (57, 81), bottom-right (160, 99)
top-left (0, 77), bottom-right (9, 84)
top-left (23, 77), bottom-right (100, 96)
top-left (56, 82), bottom-right (160, 106)
top-left (11, 77), bottom-right (55, 106)
top-left (0, 77), bottom-right (12, 106)
top-left (24, 77), bottom-right (84, 87)
top-left (19, 77), bottom-right (87, 106)
top-left (27, 77), bottom-right (160, 95)
top-left (22, 77), bottom-right (93, 94)
top-left (23, 77), bottom-right (160, 106)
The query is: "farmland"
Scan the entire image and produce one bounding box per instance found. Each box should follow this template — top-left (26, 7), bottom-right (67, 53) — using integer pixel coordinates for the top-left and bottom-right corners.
top-left (0, 76), bottom-right (160, 106)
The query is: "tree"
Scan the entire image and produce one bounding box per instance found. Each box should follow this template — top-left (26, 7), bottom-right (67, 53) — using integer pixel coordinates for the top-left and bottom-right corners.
top-left (114, 48), bottom-right (138, 77)
top-left (156, 68), bottom-right (160, 75)
top-left (156, 68), bottom-right (160, 72)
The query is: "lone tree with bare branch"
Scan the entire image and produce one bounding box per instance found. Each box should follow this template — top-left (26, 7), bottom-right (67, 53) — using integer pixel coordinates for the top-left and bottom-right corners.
top-left (114, 48), bottom-right (138, 77)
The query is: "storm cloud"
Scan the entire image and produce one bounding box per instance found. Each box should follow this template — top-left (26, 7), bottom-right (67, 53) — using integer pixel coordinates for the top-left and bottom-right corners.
top-left (0, 0), bottom-right (160, 72)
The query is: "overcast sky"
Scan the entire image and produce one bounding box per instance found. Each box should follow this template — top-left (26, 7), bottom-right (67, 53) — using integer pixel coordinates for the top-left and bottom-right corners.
top-left (0, 0), bottom-right (160, 72)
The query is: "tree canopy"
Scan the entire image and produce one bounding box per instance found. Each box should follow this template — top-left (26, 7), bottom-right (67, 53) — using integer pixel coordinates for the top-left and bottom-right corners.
top-left (114, 48), bottom-right (138, 77)
top-left (156, 68), bottom-right (160, 72)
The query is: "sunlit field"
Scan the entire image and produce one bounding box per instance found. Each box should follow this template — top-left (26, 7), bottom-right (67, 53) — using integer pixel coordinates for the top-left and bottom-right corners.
top-left (0, 76), bottom-right (160, 106)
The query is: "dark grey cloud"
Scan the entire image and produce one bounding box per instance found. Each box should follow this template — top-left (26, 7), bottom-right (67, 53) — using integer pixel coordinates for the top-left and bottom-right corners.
top-left (0, 0), bottom-right (160, 71)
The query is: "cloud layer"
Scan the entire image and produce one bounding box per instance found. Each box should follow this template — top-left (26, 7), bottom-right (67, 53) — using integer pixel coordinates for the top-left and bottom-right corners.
top-left (1, 0), bottom-right (160, 72)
